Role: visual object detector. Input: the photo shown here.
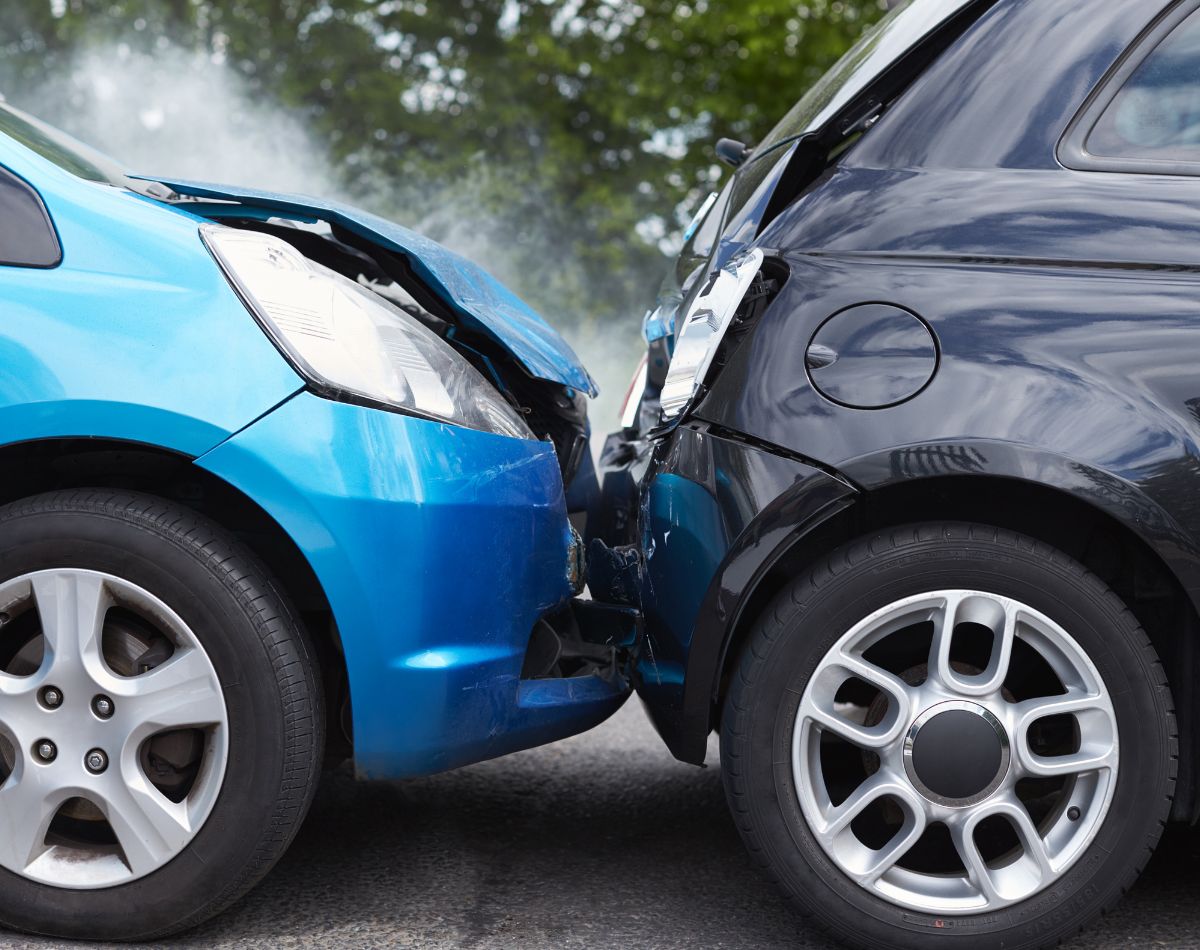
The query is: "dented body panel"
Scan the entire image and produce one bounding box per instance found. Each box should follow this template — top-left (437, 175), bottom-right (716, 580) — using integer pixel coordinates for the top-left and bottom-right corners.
top-left (139, 176), bottom-right (597, 396)
top-left (630, 425), bottom-right (854, 762)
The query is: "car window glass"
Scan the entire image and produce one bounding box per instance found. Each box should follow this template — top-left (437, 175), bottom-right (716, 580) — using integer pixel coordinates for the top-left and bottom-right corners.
top-left (1086, 9), bottom-right (1200, 162)
top-left (0, 165), bottom-right (61, 267)
top-left (0, 101), bottom-right (128, 187)
top-left (686, 180), bottom-right (731, 259)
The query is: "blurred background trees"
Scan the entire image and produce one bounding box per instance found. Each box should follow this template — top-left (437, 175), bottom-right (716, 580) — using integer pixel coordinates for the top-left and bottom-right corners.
top-left (1, 0), bottom-right (885, 401)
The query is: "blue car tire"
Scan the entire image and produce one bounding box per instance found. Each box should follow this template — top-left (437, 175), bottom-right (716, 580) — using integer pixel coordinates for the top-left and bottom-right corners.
top-left (0, 490), bottom-right (323, 940)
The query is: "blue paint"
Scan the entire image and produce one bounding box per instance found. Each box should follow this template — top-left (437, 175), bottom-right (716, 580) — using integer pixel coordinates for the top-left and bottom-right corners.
top-left (0, 137), bottom-right (303, 457)
top-left (642, 303), bottom-right (675, 344)
top-left (198, 392), bottom-right (626, 778)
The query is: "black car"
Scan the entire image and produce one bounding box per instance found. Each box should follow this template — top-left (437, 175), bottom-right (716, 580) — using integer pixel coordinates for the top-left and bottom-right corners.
top-left (594, 0), bottom-right (1200, 946)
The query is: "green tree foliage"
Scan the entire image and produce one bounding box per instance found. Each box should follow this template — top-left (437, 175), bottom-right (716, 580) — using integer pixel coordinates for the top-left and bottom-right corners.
top-left (1, 0), bottom-right (885, 328)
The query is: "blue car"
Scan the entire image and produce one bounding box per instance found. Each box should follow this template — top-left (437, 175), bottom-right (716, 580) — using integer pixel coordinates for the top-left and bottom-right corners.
top-left (0, 100), bottom-right (636, 939)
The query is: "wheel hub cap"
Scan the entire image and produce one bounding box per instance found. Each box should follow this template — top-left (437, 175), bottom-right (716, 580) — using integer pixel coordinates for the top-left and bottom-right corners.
top-left (904, 701), bottom-right (1009, 806)
top-left (0, 569), bottom-right (229, 889)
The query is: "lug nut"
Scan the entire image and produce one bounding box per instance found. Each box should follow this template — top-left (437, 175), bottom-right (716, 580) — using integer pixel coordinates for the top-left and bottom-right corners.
top-left (34, 739), bottom-right (56, 763)
top-left (39, 686), bottom-right (63, 709)
top-left (85, 749), bottom-right (108, 774)
top-left (92, 695), bottom-right (114, 719)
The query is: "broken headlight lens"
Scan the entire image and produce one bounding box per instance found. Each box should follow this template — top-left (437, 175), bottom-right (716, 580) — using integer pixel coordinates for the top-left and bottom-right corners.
top-left (659, 248), bottom-right (764, 421)
top-left (201, 224), bottom-right (533, 440)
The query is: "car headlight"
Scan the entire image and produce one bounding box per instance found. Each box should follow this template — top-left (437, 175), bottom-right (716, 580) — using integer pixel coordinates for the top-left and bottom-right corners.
top-left (200, 224), bottom-right (534, 440)
top-left (659, 248), bottom-right (764, 421)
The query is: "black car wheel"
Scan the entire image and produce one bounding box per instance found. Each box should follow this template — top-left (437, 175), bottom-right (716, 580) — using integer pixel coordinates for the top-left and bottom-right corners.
top-left (0, 490), bottom-right (323, 941)
top-left (721, 522), bottom-right (1175, 950)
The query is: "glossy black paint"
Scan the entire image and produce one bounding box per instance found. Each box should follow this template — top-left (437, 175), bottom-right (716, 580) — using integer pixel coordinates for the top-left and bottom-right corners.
top-left (806, 303), bottom-right (938, 408)
top-left (599, 0), bottom-right (1200, 774)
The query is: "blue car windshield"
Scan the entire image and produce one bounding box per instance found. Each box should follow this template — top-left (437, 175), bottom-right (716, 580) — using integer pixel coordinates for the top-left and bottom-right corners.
top-left (0, 100), bottom-right (129, 187)
top-left (754, 0), bottom-right (981, 158)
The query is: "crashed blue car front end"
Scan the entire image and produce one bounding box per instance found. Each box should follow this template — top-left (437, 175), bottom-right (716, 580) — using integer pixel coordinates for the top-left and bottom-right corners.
top-left (200, 391), bottom-right (619, 779)
top-left (152, 179), bottom-right (629, 779)
top-left (0, 100), bottom-right (629, 788)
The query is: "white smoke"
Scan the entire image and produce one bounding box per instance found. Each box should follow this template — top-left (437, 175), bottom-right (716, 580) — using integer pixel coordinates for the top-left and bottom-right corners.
top-left (2, 42), bottom-right (645, 448)
top-left (10, 44), bottom-right (340, 195)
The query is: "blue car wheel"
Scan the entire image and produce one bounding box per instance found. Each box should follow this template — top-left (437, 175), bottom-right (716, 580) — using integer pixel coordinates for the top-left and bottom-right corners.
top-left (0, 490), bottom-right (323, 941)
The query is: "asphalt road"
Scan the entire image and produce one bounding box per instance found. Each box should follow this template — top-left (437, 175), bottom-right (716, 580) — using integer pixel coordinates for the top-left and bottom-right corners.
top-left (6, 700), bottom-right (1200, 949)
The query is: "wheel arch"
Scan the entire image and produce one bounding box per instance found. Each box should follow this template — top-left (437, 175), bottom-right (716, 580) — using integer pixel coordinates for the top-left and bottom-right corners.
top-left (0, 435), bottom-right (351, 762)
top-left (698, 455), bottom-right (1200, 819)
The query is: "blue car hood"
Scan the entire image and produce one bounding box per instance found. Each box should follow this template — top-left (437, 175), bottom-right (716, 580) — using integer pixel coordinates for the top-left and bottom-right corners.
top-left (141, 177), bottom-right (597, 396)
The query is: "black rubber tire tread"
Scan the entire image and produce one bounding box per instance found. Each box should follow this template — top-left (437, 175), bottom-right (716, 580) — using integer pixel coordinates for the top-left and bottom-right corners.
top-left (0, 489), bottom-right (324, 941)
top-left (721, 522), bottom-right (1177, 950)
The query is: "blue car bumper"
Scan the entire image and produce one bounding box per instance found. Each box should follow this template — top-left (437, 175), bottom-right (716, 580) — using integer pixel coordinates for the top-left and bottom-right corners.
top-left (197, 391), bottom-right (627, 778)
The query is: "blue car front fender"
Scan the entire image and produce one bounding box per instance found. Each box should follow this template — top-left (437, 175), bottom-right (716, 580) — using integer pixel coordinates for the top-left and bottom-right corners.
top-left (197, 391), bottom-right (627, 778)
top-left (0, 148), bottom-right (304, 457)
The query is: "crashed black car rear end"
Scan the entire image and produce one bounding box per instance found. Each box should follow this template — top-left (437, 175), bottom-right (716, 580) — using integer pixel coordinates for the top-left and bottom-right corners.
top-left (596, 0), bottom-right (1200, 946)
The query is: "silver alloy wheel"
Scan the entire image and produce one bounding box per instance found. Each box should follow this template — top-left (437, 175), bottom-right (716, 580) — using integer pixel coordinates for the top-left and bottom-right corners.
top-left (792, 590), bottom-right (1118, 915)
top-left (0, 569), bottom-right (228, 888)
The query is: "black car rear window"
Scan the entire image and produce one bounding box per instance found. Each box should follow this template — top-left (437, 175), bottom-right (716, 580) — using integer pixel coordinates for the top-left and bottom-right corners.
top-left (1086, 7), bottom-right (1200, 163)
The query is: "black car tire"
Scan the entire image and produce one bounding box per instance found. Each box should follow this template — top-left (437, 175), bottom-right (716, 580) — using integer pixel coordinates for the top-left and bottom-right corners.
top-left (0, 490), bottom-right (323, 941)
top-left (721, 522), bottom-right (1176, 950)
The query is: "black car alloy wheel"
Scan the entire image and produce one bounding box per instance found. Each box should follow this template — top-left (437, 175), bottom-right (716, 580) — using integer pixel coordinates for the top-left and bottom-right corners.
top-left (721, 522), bottom-right (1175, 950)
